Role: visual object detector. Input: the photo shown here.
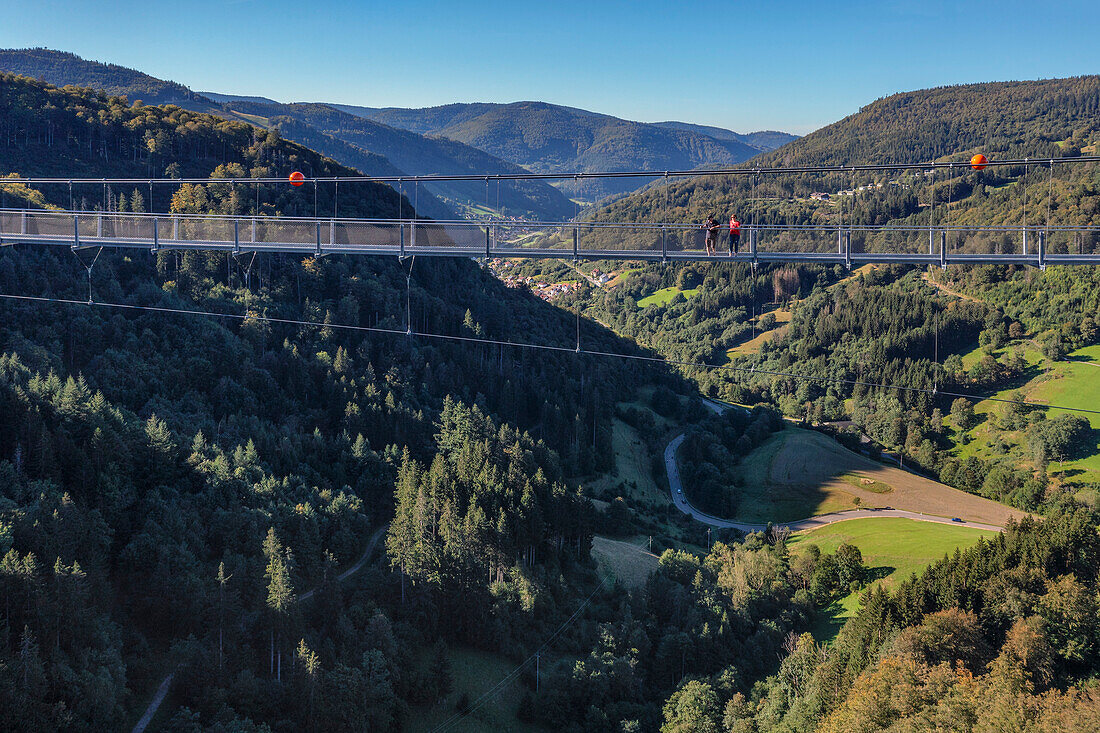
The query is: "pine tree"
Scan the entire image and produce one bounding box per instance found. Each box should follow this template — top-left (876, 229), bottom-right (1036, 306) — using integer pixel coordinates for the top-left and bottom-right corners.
top-left (263, 528), bottom-right (296, 681)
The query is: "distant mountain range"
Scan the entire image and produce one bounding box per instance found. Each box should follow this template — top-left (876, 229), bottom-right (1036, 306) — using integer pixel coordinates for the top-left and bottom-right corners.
top-left (326, 101), bottom-right (798, 200)
top-left (0, 48), bottom-right (799, 216)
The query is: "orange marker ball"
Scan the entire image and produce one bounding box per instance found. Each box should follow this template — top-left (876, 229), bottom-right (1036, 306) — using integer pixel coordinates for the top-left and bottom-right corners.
top-left (970, 154), bottom-right (988, 171)
top-left (289, 171), bottom-right (306, 186)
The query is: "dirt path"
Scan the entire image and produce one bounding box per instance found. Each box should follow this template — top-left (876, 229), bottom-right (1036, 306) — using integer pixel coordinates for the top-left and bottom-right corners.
top-left (921, 271), bottom-right (984, 304)
top-left (131, 672), bottom-right (176, 733)
top-left (131, 525), bottom-right (387, 733)
top-left (299, 525), bottom-right (387, 602)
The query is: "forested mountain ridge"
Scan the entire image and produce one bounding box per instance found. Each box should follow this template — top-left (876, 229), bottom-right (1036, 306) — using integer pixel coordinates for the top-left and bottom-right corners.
top-left (341, 100), bottom-right (795, 200)
top-left (0, 74), bottom-right (698, 730)
top-left (0, 72), bottom-right (404, 218)
top-left (0, 48), bottom-right (572, 220)
top-left (597, 74), bottom-right (1100, 225)
top-left (0, 47), bottom-right (220, 110)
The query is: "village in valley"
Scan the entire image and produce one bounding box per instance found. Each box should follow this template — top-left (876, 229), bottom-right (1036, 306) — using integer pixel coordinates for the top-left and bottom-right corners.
top-left (485, 257), bottom-right (620, 301)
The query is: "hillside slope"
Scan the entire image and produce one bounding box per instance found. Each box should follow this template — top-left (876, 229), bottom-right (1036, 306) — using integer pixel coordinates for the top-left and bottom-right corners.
top-left (597, 75), bottom-right (1100, 224)
top-left (0, 47), bottom-right (219, 110)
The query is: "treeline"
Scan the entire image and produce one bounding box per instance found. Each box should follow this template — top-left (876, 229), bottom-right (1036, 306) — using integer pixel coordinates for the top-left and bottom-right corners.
top-left (520, 510), bottom-right (1100, 732)
top-left (524, 531), bottom-right (871, 732)
top-left (387, 397), bottom-right (593, 645)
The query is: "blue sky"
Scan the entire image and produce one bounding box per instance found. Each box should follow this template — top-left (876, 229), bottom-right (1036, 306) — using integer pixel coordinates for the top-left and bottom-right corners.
top-left (2, 0), bottom-right (1098, 134)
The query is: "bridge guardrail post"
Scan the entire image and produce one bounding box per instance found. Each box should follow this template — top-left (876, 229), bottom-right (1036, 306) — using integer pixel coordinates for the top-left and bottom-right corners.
top-left (939, 229), bottom-right (947, 269)
top-left (399, 221), bottom-right (405, 260)
top-left (661, 225), bottom-right (667, 262)
top-left (152, 217), bottom-right (159, 253)
top-left (97, 213), bottom-right (102, 239)
top-left (234, 220), bottom-right (240, 254)
top-left (172, 217), bottom-right (178, 242)
top-left (21, 211), bottom-right (26, 235)
top-left (251, 217), bottom-right (256, 244)
top-left (1038, 230), bottom-right (1045, 270)
top-left (73, 215), bottom-right (79, 250)
top-left (484, 225), bottom-right (490, 258)
top-left (572, 225), bottom-right (578, 262)
top-left (1022, 226), bottom-right (1028, 257)
top-left (750, 228), bottom-right (758, 268)
top-left (844, 230), bottom-right (852, 270)
top-left (315, 222), bottom-right (322, 256)
top-left (329, 220), bottom-right (335, 248)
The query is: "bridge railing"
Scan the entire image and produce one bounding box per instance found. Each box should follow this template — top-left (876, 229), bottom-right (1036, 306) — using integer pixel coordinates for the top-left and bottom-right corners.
top-left (4, 209), bottom-right (1100, 265)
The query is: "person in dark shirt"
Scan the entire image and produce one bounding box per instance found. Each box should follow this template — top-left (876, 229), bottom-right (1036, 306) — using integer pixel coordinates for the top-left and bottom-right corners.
top-left (702, 215), bottom-right (720, 255)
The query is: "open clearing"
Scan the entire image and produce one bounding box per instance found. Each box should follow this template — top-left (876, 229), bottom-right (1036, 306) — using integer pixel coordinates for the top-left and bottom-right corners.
top-left (637, 285), bottom-right (699, 308)
top-left (586, 417), bottom-right (666, 504)
top-left (726, 323), bottom-right (790, 359)
top-left (729, 427), bottom-right (1026, 526)
top-left (955, 342), bottom-right (1100, 486)
top-left (406, 646), bottom-right (540, 733)
top-left (791, 517), bottom-right (995, 640)
top-left (592, 535), bottom-right (659, 589)
top-left (725, 305), bottom-right (794, 359)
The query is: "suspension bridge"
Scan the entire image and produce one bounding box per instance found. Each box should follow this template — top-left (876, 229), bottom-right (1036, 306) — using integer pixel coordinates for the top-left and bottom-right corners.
top-left (3, 157), bottom-right (1100, 422)
top-left (2, 156), bottom-right (1099, 267)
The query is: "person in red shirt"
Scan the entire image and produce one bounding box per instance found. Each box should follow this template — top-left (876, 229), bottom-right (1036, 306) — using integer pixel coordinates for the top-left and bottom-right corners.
top-left (728, 214), bottom-right (742, 256)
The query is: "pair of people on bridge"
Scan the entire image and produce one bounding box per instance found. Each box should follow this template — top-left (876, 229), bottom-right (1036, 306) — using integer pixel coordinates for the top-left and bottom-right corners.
top-left (702, 214), bottom-right (741, 256)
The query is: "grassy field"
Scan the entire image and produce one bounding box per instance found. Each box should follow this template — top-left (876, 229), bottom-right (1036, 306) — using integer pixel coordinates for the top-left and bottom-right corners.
top-left (586, 417), bottom-right (666, 504)
top-left (591, 535), bottom-right (659, 589)
top-left (954, 342), bottom-right (1100, 485)
top-left (725, 305), bottom-right (793, 359)
top-left (790, 517), bottom-right (996, 641)
top-left (730, 430), bottom-right (859, 522)
top-left (839, 472), bottom-right (893, 494)
top-left (723, 426), bottom-right (1024, 526)
top-left (637, 286), bottom-right (699, 308)
top-left (405, 646), bottom-right (541, 733)
top-left (726, 323), bottom-right (790, 359)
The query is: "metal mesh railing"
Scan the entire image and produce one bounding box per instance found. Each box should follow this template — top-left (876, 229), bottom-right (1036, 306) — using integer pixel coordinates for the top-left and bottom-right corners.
top-left (3, 209), bottom-right (1100, 264)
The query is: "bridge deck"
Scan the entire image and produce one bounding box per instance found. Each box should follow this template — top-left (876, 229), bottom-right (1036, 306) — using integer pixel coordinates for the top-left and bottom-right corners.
top-left (3, 209), bottom-right (1100, 267)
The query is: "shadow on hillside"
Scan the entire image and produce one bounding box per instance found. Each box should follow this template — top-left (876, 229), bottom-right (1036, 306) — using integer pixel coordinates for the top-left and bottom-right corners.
top-left (866, 566), bottom-right (895, 583)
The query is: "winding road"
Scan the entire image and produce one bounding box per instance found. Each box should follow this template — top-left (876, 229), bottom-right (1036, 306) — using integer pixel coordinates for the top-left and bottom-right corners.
top-left (668, 404), bottom-right (1006, 534)
top-left (131, 525), bottom-right (388, 733)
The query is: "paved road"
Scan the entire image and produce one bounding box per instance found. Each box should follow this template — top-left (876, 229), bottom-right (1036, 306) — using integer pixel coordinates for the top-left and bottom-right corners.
top-left (665, 430), bottom-right (1005, 534)
top-left (130, 526), bottom-right (388, 733)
